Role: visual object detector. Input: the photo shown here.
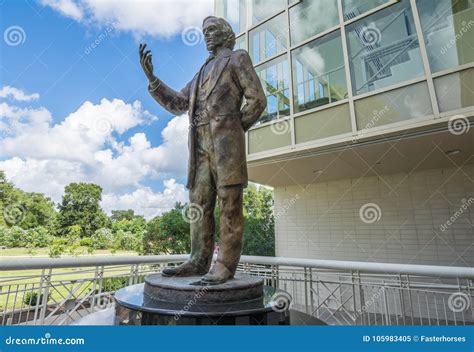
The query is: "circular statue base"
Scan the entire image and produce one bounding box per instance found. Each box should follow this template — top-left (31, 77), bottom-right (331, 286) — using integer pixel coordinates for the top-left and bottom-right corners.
top-left (114, 273), bottom-right (291, 325)
top-left (144, 273), bottom-right (264, 304)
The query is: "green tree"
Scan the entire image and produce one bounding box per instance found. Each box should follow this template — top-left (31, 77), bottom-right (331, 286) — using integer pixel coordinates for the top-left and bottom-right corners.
top-left (56, 183), bottom-right (108, 237)
top-left (110, 209), bottom-right (136, 222)
top-left (0, 171), bottom-right (56, 231)
top-left (18, 193), bottom-right (56, 230)
top-left (142, 203), bottom-right (190, 255)
top-left (91, 228), bottom-right (114, 249)
top-left (111, 217), bottom-right (146, 252)
top-left (242, 184), bottom-right (275, 256)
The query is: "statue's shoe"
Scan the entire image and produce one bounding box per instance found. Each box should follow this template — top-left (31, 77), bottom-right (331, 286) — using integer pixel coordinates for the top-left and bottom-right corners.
top-left (200, 262), bottom-right (234, 285)
top-left (162, 261), bottom-right (208, 277)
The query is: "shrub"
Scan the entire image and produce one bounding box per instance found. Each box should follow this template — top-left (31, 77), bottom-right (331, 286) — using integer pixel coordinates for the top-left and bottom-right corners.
top-left (79, 237), bottom-right (93, 247)
top-left (101, 276), bottom-right (130, 292)
top-left (48, 238), bottom-right (68, 258)
top-left (4, 226), bottom-right (26, 248)
top-left (91, 228), bottom-right (113, 249)
top-left (113, 230), bottom-right (141, 252)
top-left (0, 226), bottom-right (7, 247)
top-left (23, 291), bottom-right (46, 306)
top-left (26, 227), bottom-right (51, 248)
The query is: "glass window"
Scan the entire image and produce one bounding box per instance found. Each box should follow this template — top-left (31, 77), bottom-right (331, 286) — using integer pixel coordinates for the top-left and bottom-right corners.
top-left (434, 68), bottom-right (474, 112)
top-left (289, 0), bottom-right (340, 45)
top-left (216, 0), bottom-right (247, 35)
top-left (251, 0), bottom-right (287, 25)
top-left (355, 82), bottom-right (433, 129)
top-left (249, 13), bottom-right (288, 64)
top-left (346, 0), bottom-right (424, 95)
top-left (342, 0), bottom-right (391, 20)
top-left (248, 122), bottom-right (291, 153)
top-left (295, 104), bottom-right (352, 143)
top-left (255, 56), bottom-right (290, 124)
top-left (416, 0), bottom-right (474, 73)
top-left (235, 35), bottom-right (247, 51)
top-left (292, 31), bottom-right (348, 113)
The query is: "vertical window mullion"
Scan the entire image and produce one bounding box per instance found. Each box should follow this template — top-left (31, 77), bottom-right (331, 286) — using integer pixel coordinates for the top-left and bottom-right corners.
top-left (409, 0), bottom-right (440, 118)
top-left (338, 0), bottom-right (358, 135)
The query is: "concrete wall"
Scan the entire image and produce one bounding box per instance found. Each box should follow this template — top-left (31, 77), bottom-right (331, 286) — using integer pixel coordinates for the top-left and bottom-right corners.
top-left (274, 164), bottom-right (474, 267)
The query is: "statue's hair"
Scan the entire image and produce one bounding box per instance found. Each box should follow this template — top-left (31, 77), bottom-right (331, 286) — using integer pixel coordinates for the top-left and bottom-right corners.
top-left (202, 16), bottom-right (236, 50)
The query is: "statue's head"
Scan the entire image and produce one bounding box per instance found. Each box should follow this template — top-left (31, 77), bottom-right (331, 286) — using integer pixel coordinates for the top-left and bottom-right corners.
top-left (202, 16), bottom-right (235, 53)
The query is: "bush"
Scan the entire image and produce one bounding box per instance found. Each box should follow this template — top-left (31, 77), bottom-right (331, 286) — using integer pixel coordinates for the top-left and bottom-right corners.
top-left (48, 238), bottom-right (68, 258)
top-left (113, 230), bottom-right (141, 252)
top-left (142, 203), bottom-right (190, 255)
top-left (91, 228), bottom-right (113, 249)
top-left (23, 291), bottom-right (46, 306)
top-left (4, 226), bottom-right (26, 248)
top-left (26, 227), bottom-right (51, 248)
top-left (0, 226), bottom-right (7, 247)
top-left (101, 276), bottom-right (130, 292)
top-left (79, 237), bottom-right (93, 247)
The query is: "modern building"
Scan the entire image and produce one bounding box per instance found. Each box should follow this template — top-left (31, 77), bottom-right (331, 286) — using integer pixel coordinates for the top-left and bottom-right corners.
top-left (216, 0), bottom-right (474, 267)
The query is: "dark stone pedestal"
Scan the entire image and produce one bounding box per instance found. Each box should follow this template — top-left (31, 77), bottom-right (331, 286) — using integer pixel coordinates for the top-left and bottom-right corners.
top-left (114, 273), bottom-right (291, 325)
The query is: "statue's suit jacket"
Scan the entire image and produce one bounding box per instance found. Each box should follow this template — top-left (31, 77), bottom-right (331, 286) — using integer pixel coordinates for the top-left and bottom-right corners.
top-left (148, 48), bottom-right (267, 190)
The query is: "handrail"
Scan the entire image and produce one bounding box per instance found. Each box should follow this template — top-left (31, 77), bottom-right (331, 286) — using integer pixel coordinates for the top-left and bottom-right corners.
top-left (1, 254), bottom-right (473, 279)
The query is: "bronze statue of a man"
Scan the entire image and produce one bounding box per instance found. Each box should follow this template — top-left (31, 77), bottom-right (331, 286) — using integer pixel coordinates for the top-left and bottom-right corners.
top-left (139, 16), bottom-right (266, 284)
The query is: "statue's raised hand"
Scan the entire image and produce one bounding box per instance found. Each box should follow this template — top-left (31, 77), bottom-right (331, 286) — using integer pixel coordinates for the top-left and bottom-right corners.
top-left (139, 43), bottom-right (156, 82)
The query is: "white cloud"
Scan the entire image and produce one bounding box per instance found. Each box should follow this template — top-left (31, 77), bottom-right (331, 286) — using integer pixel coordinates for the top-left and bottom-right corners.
top-left (102, 179), bottom-right (188, 219)
top-left (39, 0), bottom-right (84, 20)
top-left (0, 86), bottom-right (40, 102)
top-left (0, 98), bottom-right (157, 164)
top-left (39, 0), bottom-right (214, 38)
top-left (0, 95), bottom-right (190, 218)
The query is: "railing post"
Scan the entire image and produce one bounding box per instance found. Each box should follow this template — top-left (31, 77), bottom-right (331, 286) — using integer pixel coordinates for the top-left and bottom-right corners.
top-left (398, 274), bottom-right (407, 325)
top-left (304, 267), bottom-right (308, 314)
top-left (309, 268), bottom-right (314, 316)
top-left (33, 269), bottom-right (45, 325)
top-left (382, 281), bottom-right (390, 326)
top-left (96, 265), bottom-right (104, 309)
top-left (90, 266), bottom-right (101, 311)
top-left (350, 270), bottom-right (356, 324)
top-left (38, 268), bottom-right (52, 325)
top-left (357, 272), bottom-right (365, 325)
top-left (406, 275), bottom-right (414, 325)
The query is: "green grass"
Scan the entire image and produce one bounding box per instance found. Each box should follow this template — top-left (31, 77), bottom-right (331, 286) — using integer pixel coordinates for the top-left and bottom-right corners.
top-left (0, 247), bottom-right (137, 257)
top-left (0, 248), bottom-right (141, 312)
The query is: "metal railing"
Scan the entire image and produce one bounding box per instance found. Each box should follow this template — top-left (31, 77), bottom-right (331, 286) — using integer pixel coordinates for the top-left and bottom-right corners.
top-left (0, 255), bottom-right (472, 326)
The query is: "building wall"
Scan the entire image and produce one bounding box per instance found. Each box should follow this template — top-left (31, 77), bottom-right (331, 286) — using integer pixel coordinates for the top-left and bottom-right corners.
top-left (274, 165), bottom-right (474, 267)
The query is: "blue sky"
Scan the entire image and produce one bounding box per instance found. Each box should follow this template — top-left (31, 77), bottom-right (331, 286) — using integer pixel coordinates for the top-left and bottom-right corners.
top-left (0, 0), bottom-right (214, 218)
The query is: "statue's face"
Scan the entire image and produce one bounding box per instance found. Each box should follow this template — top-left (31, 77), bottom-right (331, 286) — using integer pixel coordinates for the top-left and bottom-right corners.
top-left (203, 19), bottom-right (226, 52)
